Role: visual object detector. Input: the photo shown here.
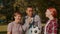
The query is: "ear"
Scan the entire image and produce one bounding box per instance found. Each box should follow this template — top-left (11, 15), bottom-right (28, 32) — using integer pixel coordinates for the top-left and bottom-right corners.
top-left (51, 12), bottom-right (54, 15)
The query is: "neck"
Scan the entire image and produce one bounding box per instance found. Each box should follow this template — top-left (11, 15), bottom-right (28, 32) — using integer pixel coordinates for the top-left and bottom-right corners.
top-left (49, 15), bottom-right (54, 20)
top-left (14, 20), bottom-right (19, 24)
top-left (27, 15), bottom-right (32, 17)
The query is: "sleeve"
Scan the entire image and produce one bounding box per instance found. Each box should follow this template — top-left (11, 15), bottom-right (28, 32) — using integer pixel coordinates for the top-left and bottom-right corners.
top-left (22, 21), bottom-right (30, 31)
top-left (51, 21), bottom-right (58, 34)
top-left (35, 15), bottom-right (42, 33)
top-left (7, 23), bottom-right (12, 32)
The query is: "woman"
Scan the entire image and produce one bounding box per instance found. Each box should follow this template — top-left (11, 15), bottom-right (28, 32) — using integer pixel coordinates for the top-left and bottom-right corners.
top-left (44, 7), bottom-right (58, 34)
top-left (7, 11), bottom-right (32, 34)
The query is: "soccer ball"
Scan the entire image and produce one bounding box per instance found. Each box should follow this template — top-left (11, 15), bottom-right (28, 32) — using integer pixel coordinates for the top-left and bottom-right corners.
top-left (29, 26), bottom-right (40, 34)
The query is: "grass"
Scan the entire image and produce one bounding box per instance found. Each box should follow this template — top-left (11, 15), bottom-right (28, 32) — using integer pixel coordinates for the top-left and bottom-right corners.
top-left (0, 31), bottom-right (7, 34)
top-left (0, 25), bottom-right (7, 34)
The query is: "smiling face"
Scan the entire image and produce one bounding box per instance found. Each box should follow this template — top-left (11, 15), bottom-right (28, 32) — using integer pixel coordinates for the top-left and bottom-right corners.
top-left (14, 14), bottom-right (22, 21)
top-left (14, 12), bottom-right (22, 23)
top-left (26, 7), bottom-right (33, 17)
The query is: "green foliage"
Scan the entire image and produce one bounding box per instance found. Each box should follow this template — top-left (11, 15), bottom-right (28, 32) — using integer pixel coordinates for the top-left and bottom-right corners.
top-left (0, 0), bottom-right (60, 23)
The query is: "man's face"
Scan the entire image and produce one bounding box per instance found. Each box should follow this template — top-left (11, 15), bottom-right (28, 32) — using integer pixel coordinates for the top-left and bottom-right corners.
top-left (26, 7), bottom-right (33, 17)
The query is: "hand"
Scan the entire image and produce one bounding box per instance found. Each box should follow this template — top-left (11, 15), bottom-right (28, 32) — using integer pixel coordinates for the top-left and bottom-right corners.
top-left (26, 17), bottom-right (33, 24)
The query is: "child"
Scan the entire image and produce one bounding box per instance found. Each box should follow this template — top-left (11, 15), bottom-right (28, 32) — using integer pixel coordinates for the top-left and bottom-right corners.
top-left (7, 11), bottom-right (32, 34)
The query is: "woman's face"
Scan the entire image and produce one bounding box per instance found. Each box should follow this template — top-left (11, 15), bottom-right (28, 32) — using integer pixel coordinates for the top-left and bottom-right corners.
top-left (14, 14), bottom-right (22, 22)
top-left (45, 9), bottom-right (52, 18)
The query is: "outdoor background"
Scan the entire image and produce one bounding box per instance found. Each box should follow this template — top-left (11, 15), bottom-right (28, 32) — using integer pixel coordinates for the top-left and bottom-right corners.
top-left (0, 0), bottom-right (60, 34)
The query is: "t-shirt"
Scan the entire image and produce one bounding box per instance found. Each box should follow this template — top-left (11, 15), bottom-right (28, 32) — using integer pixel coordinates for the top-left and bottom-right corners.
top-left (7, 22), bottom-right (23, 34)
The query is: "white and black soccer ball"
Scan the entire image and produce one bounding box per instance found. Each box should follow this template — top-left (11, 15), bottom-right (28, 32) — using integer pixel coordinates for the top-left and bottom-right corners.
top-left (29, 26), bottom-right (40, 34)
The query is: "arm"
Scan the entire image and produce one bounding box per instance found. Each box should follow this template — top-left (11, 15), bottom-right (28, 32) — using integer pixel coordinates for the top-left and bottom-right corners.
top-left (7, 23), bottom-right (12, 34)
top-left (22, 17), bottom-right (32, 31)
top-left (7, 32), bottom-right (11, 34)
top-left (22, 22), bottom-right (30, 31)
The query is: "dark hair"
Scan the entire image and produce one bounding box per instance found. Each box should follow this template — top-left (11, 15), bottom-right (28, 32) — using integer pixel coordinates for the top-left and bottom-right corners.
top-left (13, 11), bottom-right (22, 17)
top-left (12, 11), bottom-right (22, 20)
top-left (27, 6), bottom-right (33, 8)
top-left (26, 6), bottom-right (33, 10)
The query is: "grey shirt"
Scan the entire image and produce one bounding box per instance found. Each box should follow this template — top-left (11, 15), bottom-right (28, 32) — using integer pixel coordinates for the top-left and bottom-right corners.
top-left (7, 22), bottom-right (30, 34)
top-left (24, 15), bottom-right (42, 34)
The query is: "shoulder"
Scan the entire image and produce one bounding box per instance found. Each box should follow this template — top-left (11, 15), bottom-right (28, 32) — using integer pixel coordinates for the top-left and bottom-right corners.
top-left (8, 22), bottom-right (14, 26)
top-left (50, 19), bottom-right (58, 25)
top-left (34, 14), bottom-right (39, 17)
top-left (34, 15), bottom-right (39, 18)
top-left (51, 18), bottom-right (57, 23)
top-left (34, 15), bottom-right (40, 19)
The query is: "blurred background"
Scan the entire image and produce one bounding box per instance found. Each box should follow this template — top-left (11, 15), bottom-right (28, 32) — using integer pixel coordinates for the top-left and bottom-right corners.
top-left (0, 0), bottom-right (60, 34)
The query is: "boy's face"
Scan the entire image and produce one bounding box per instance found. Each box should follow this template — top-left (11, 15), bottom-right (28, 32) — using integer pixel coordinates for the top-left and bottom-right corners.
top-left (26, 8), bottom-right (33, 17)
top-left (14, 14), bottom-right (22, 22)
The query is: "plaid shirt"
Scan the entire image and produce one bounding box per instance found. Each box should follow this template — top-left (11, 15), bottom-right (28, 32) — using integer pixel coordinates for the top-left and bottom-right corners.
top-left (44, 19), bottom-right (58, 34)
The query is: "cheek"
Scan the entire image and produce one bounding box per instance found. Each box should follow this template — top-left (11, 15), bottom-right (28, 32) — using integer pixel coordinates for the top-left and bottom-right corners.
top-left (14, 16), bottom-right (17, 19)
top-left (46, 13), bottom-right (49, 16)
top-left (26, 11), bottom-right (29, 14)
top-left (18, 17), bottom-right (22, 20)
top-left (46, 13), bottom-right (48, 17)
top-left (29, 11), bottom-right (33, 14)
top-left (15, 16), bottom-right (21, 20)
top-left (27, 10), bottom-right (33, 13)
top-left (46, 12), bottom-right (50, 17)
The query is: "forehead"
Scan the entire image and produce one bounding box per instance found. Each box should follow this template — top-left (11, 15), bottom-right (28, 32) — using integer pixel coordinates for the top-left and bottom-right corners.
top-left (46, 9), bottom-right (50, 12)
top-left (47, 9), bottom-right (49, 11)
top-left (14, 13), bottom-right (22, 16)
top-left (27, 7), bottom-right (33, 10)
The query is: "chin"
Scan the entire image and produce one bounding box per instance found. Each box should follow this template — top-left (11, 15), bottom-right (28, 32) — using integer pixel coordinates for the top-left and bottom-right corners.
top-left (46, 15), bottom-right (49, 17)
top-left (46, 16), bottom-right (48, 18)
top-left (46, 15), bottom-right (47, 17)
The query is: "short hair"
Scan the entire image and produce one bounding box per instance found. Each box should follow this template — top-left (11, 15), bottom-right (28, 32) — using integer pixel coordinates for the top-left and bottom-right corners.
top-left (13, 11), bottom-right (22, 17)
top-left (26, 6), bottom-right (33, 10)
top-left (12, 11), bottom-right (22, 20)
top-left (27, 6), bottom-right (33, 8)
top-left (47, 7), bottom-right (57, 18)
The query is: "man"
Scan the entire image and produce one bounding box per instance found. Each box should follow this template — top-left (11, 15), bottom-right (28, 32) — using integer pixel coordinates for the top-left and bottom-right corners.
top-left (23, 6), bottom-right (42, 34)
